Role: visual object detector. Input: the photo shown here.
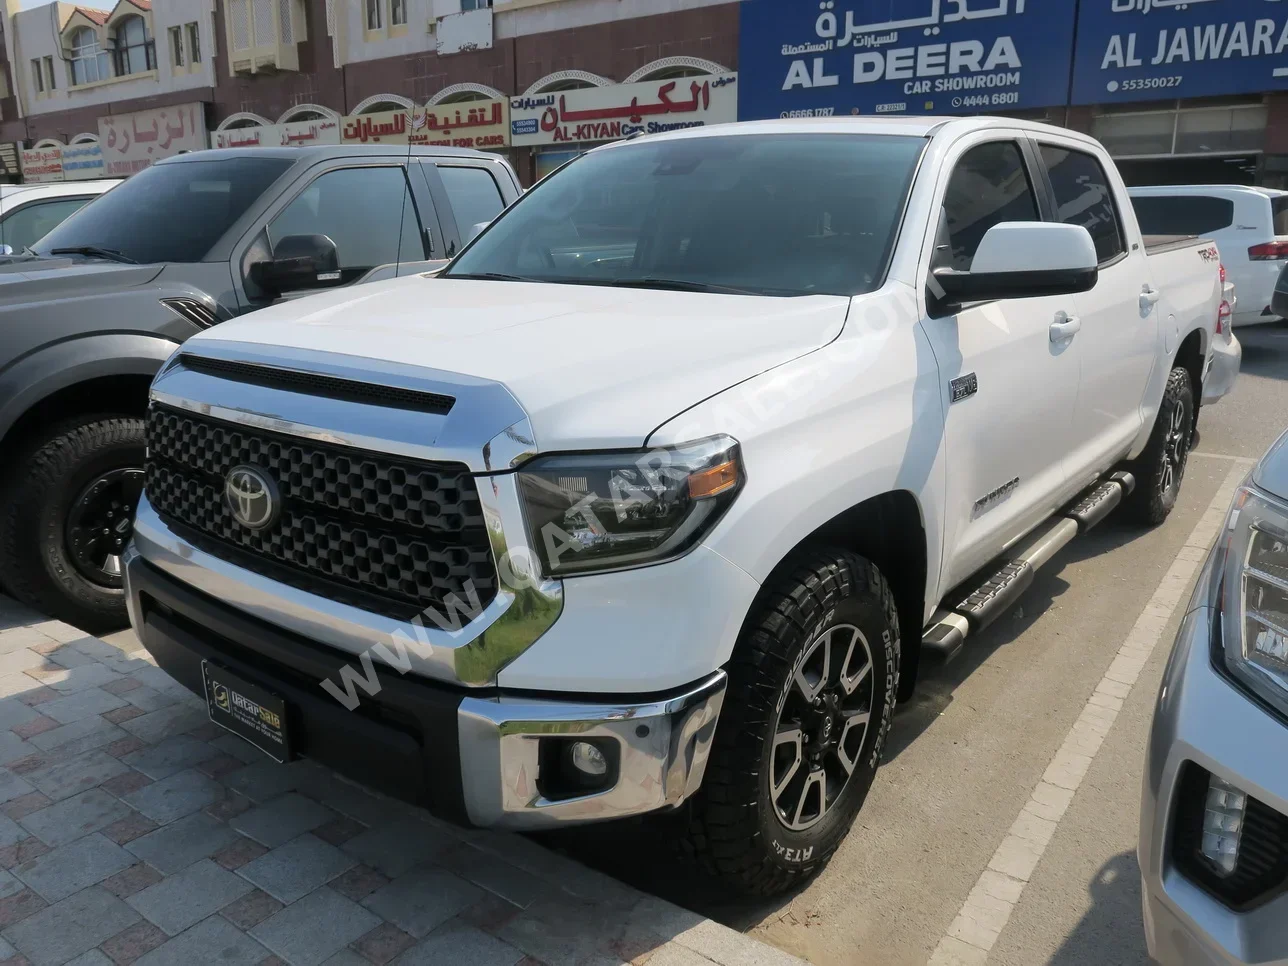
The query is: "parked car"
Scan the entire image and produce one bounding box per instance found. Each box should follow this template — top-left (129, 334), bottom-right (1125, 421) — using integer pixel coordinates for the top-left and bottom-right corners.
top-left (1130, 185), bottom-right (1288, 327)
top-left (1140, 425), bottom-right (1288, 966)
top-left (0, 145), bottom-right (521, 630)
top-left (1203, 265), bottom-right (1242, 407)
top-left (125, 117), bottom-right (1222, 895)
top-left (0, 180), bottom-right (120, 255)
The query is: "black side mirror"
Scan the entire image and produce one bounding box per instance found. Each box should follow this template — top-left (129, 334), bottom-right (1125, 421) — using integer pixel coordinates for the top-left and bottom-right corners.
top-left (251, 234), bottom-right (340, 295)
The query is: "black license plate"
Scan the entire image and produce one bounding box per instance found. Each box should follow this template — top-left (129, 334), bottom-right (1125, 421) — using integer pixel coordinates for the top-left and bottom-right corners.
top-left (202, 661), bottom-right (292, 762)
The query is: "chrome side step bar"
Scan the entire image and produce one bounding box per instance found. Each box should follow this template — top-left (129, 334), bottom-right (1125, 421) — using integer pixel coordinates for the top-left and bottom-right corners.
top-left (922, 471), bottom-right (1136, 665)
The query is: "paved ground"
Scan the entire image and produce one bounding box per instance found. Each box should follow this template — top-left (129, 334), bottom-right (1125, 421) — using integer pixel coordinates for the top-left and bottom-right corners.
top-left (0, 605), bottom-right (804, 966)
top-left (541, 321), bottom-right (1288, 965)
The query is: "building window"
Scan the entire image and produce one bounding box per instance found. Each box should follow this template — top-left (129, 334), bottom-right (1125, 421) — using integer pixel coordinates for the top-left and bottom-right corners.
top-left (169, 26), bottom-right (184, 67)
top-left (30, 59), bottom-right (42, 94)
top-left (43, 56), bottom-right (55, 91)
top-left (186, 22), bottom-right (201, 63)
top-left (391, 0), bottom-right (407, 26)
top-left (114, 15), bottom-right (155, 76)
top-left (69, 27), bottom-right (111, 86)
top-left (461, 0), bottom-right (492, 10)
top-left (366, 0), bottom-right (382, 30)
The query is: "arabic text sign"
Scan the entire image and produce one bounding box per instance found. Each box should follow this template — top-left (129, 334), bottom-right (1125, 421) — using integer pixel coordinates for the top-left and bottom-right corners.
top-left (97, 103), bottom-right (208, 176)
top-left (214, 119), bottom-right (341, 149)
top-left (1073, 0), bottom-right (1288, 104)
top-left (509, 76), bottom-right (738, 147)
top-left (737, 0), bottom-right (1075, 119)
top-left (340, 99), bottom-right (510, 150)
top-left (62, 142), bottom-right (105, 180)
top-left (20, 146), bottom-right (62, 184)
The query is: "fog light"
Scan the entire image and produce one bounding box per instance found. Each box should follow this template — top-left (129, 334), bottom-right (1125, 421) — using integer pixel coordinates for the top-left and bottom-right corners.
top-left (1201, 776), bottom-right (1248, 876)
top-left (570, 741), bottom-right (608, 777)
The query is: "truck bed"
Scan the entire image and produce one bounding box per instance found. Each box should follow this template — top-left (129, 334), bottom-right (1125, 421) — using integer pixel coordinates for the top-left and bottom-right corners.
top-left (1143, 234), bottom-right (1209, 255)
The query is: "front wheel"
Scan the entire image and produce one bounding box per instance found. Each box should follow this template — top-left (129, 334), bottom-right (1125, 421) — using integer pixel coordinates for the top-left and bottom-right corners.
top-left (0, 416), bottom-right (145, 631)
top-left (1125, 366), bottom-right (1194, 526)
top-left (683, 548), bottom-right (899, 896)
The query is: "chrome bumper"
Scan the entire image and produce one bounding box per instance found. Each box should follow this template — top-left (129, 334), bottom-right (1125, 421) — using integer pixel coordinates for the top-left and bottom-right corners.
top-left (458, 671), bottom-right (727, 828)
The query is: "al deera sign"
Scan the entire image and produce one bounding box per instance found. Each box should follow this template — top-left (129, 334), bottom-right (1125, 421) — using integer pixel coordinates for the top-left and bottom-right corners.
top-left (1072, 0), bottom-right (1288, 104)
top-left (510, 76), bottom-right (738, 146)
top-left (737, 0), bottom-right (1077, 118)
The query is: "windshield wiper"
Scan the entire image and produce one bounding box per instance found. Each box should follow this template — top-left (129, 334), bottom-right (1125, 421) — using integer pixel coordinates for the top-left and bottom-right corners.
top-left (48, 246), bottom-right (137, 264)
top-left (608, 277), bottom-right (763, 296)
top-left (444, 271), bottom-right (540, 282)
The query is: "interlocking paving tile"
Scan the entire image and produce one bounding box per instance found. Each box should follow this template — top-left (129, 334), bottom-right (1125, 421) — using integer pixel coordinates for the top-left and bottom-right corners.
top-left (14, 688), bottom-right (59, 708)
top-left (101, 864), bottom-right (163, 900)
top-left (0, 886), bottom-right (45, 928)
top-left (99, 918), bottom-right (167, 965)
top-left (27, 664), bottom-right (123, 694)
top-left (221, 762), bottom-right (298, 805)
top-left (393, 919), bottom-right (525, 966)
top-left (39, 690), bottom-right (127, 726)
top-left (19, 789), bottom-right (132, 847)
top-left (2, 886), bottom-right (139, 966)
top-left (340, 820), bottom-right (454, 879)
top-left (212, 838), bottom-right (268, 872)
top-left (329, 865), bottom-right (389, 904)
top-left (457, 894), bottom-right (522, 935)
top-left (0, 838), bottom-right (50, 871)
top-left (100, 679), bottom-right (142, 698)
top-left (438, 844), bottom-right (547, 911)
top-left (0, 773), bottom-right (33, 808)
top-left (361, 867), bottom-right (483, 939)
top-left (133, 914), bottom-right (269, 966)
top-left (205, 793), bottom-right (252, 822)
top-left (103, 738), bottom-right (146, 760)
top-left (0, 814), bottom-right (32, 850)
top-left (64, 948), bottom-right (114, 966)
top-left (219, 889), bottom-right (282, 931)
top-left (231, 794), bottom-right (334, 849)
top-left (101, 814), bottom-right (157, 848)
top-left (102, 707), bottom-right (145, 727)
top-left (100, 772), bottom-right (152, 799)
top-left (29, 718), bottom-right (128, 757)
top-left (121, 769), bottom-right (223, 824)
top-left (250, 887), bottom-right (381, 966)
top-left (237, 834), bottom-right (355, 904)
top-left (119, 688), bottom-right (175, 715)
top-left (121, 737), bottom-right (218, 781)
top-left (0, 794), bottom-right (49, 822)
top-left (196, 755), bottom-right (246, 780)
top-left (13, 833), bottom-right (136, 902)
top-left (311, 817), bottom-right (365, 848)
top-left (350, 921), bottom-right (415, 965)
top-left (119, 705), bottom-right (208, 746)
top-left (125, 812), bottom-right (241, 876)
top-left (209, 735), bottom-right (263, 765)
top-left (0, 651), bottom-right (46, 678)
top-left (11, 716), bottom-right (57, 740)
top-left (0, 731), bottom-right (35, 765)
top-left (127, 859), bottom-right (254, 936)
top-left (0, 871), bottom-right (25, 902)
top-left (23, 751), bottom-right (129, 802)
top-left (0, 703), bottom-right (39, 734)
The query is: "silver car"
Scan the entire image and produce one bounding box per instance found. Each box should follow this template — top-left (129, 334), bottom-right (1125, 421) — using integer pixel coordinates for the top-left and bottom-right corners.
top-left (1141, 427), bottom-right (1288, 965)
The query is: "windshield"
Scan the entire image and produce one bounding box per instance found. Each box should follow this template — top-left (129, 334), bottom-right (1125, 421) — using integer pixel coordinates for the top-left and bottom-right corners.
top-left (33, 157), bottom-right (292, 263)
top-left (446, 133), bottom-right (926, 297)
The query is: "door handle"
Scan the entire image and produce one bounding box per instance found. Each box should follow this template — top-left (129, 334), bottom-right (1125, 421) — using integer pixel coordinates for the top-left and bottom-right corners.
top-left (1140, 285), bottom-right (1162, 311)
top-left (1050, 312), bottom-right (1081, 342)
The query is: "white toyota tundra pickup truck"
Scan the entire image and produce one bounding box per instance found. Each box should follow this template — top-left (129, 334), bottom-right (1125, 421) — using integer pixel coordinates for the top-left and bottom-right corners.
top-left (123, 117), bottom-right (1223, 895)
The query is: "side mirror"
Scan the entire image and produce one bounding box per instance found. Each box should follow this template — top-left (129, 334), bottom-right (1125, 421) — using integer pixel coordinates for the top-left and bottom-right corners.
top-left (932, 222), bottom-right (1098, 311)
top-left (250, 234), bottom-right (340, 295)
top-left (466, 220), bottom-right (491, 243)
top-left (1272, 262), bottom-right (1288, 319)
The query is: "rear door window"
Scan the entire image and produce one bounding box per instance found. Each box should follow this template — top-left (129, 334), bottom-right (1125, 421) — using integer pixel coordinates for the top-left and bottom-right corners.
top-left (1131, 195), bottom-right (1234, 236)
top-left (1040, 145), bottom-right (1126, 264)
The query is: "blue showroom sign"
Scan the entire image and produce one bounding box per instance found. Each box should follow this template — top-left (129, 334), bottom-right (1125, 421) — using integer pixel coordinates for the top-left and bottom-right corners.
top-left (737, 0), bottom-right (1079, 119)
top-left (1073, 0), bottom-right (1288, 105)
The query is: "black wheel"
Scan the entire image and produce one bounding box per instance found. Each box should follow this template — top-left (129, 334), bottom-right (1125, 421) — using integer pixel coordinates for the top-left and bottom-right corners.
top-left (0, 416), bottom-right (145, 632)
top-left (1125, 367), bottom-right (1193, 526)
top-left (682, 548), bottom-right (899, 896)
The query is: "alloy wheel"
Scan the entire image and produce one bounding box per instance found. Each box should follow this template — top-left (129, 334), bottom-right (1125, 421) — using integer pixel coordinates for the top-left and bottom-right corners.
top-left (65, 467), bottom-right (144, 587)
top-left (1159, 398), bottom-right (1189, 498)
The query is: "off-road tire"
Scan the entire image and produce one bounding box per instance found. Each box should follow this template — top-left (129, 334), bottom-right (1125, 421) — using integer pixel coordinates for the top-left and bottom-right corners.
top-left (0, 416), bottom-right (145, 632)
top-left (681, 547), bottom-right (899, 896)
top-left (1125, 367), bottom-right (1193, 526)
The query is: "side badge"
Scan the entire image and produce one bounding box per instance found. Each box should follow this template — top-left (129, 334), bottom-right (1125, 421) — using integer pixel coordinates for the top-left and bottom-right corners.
top-left (950, 372), bottom-right (978, 403)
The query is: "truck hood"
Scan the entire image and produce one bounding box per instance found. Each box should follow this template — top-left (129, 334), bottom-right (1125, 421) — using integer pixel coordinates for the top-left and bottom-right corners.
top-left (0, 258), bottom-right (163, 304)
top-left (188, 276), bottom-right (852, 450)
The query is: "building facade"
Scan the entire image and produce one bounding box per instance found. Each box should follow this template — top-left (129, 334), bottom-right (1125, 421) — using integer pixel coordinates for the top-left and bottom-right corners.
top-left (0, 0), bottom-right (1283, 188)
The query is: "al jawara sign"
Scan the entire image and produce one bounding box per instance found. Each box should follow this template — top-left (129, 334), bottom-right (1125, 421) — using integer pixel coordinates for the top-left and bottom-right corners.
top-left (509, 75), bottom-right (738, 147)
top-left (97, 103), bottom-right (208, 176)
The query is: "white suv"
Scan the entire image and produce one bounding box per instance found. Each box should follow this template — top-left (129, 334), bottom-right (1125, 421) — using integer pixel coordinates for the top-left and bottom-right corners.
top-left (1130, 184), bottom-right (1288, 327)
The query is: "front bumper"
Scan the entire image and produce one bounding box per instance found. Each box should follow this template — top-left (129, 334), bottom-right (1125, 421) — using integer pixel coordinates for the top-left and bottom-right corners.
top-left (1141, 582), bottom-right (1288, 963)
top-left (124, 549), bottom-right (726, 830)
top-left (1202, 334), bottom-right (1242, 407)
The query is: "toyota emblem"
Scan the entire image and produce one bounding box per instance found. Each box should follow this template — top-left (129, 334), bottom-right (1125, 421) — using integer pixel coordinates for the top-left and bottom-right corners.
top-left (225, 465), bottom-right (279, 530)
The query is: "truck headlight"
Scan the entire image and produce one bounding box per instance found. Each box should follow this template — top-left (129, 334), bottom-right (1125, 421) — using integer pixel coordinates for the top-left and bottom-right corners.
top-left (1220, 486), bottom-right (1288, 717)
top-left (516, 436), bottom-right (743, 578)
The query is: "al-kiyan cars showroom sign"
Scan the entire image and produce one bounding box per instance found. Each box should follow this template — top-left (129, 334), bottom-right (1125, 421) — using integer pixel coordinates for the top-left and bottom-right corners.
top-left (97, 103), bottom-right (208, 176)
top-left (509, 75), bottom-right (738, 147)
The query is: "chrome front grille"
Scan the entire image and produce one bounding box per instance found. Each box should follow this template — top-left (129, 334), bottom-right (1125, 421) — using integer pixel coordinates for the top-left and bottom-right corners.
top-left (144, 404), bottom-right (497, 620)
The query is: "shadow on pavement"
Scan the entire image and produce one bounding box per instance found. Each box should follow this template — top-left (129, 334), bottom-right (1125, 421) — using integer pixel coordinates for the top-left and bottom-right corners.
top-left (1047, 850), bottom-right (1150, 966)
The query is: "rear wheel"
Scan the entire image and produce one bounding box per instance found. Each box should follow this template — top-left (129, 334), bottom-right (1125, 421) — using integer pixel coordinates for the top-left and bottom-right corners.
top-left (0, 416), bottom-right (144, 631)
top-left (682, 548), bottom-right (899, 895)
top-left (1125, 366), bottom-right (1193, 526)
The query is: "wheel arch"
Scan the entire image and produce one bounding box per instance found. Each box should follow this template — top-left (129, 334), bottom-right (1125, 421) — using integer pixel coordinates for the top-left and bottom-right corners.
top-left (750, 490), bottom-right (929, 702)
top-left (0, 334), bottom-right (176, 454)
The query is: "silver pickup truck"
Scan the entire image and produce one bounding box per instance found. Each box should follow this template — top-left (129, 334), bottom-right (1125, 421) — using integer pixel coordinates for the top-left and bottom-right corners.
top-left (0, 145), bottom-right (521, 631)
